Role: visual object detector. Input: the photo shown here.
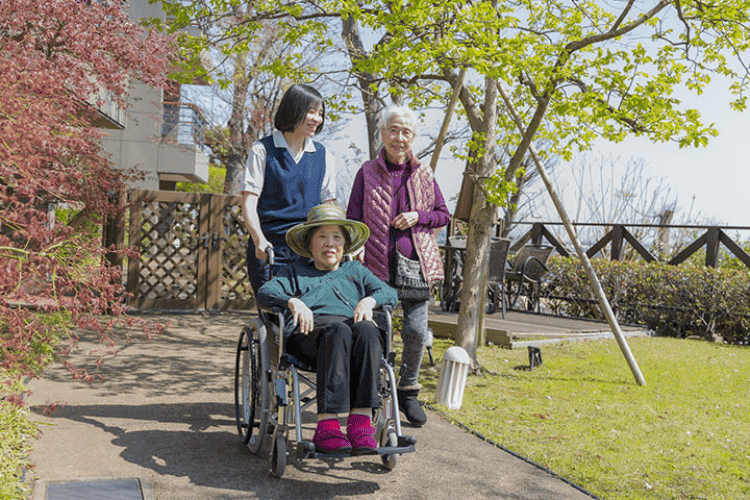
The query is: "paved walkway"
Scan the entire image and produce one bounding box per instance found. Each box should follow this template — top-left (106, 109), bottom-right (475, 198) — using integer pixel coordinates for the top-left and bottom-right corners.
top-left (27, 313), bottom-right (598, 500)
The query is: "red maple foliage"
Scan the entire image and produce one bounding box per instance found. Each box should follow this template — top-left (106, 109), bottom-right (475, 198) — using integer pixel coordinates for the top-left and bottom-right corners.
top-left (1, 1), bottom-right (173, 390)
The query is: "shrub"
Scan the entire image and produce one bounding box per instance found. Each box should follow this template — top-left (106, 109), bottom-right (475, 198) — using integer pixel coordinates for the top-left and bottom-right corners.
top-left (544, 257), bottom-right (750, 344)
top-left (1, 1), bottom-right (172, 496)
top-left (0, 376), bottom-right (38, 500)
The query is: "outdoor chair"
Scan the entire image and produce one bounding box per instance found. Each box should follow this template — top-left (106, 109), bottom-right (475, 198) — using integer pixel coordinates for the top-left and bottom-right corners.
top-left (486, 237), bottom-right (512, 317)
top-left (504, 244), bottom-right (554, 313)
top-left (440, 236), bottom-right (511, 316)
top-left (439, 236), bottom-right (466, 312)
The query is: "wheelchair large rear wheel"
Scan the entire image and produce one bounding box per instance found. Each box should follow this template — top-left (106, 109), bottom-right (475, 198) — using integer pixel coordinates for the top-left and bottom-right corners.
top-left (234, 320), bottom-right (270, 454)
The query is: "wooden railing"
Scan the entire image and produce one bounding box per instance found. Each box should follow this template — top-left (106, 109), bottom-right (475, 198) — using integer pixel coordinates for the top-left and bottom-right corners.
top-left (511, 222), bottom-right (750, 269)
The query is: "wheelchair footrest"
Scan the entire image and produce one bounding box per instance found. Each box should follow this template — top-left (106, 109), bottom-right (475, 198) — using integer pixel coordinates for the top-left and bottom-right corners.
top-left (296, 436), bottom-right (417, 460)
top-left (397, 434), bottom-right (417, 447)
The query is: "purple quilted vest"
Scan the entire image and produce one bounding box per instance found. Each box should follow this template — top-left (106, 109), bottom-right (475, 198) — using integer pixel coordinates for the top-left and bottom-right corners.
top-left (361, 149), bottom-right (444, 283)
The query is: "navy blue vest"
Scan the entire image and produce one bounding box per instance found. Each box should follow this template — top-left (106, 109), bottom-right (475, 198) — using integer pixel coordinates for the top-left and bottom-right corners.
top-left (257, 136), bottom-right (327, 246)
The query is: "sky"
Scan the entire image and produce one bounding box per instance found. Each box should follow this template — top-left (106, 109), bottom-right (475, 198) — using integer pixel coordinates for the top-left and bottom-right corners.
top-left (578, 83), bottom-right (750, 228)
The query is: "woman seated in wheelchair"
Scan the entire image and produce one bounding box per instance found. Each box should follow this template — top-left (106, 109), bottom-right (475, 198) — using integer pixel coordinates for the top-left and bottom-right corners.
top-left (256, 204), bottom-right (398, 455)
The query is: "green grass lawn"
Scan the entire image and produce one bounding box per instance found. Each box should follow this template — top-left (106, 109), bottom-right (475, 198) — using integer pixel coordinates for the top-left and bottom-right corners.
top-left (415, 336), bottom-right (750, 500)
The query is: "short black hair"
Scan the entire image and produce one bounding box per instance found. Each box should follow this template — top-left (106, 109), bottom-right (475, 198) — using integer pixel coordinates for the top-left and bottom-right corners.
top-left (274, 84), bottom-right (325, 134)
top-left (305, 225), bottom-right (352, 254)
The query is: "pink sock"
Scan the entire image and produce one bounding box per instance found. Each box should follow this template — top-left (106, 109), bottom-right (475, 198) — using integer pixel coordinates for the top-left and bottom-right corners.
top-left (316, 418), bottom-right (341, 432)
top-left (347, 414), bottom-right (371, 428)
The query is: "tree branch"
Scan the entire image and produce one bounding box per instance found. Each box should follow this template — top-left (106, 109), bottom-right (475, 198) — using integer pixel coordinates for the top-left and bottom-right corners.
top-left (565, 78), bottom-right (650, 134)
top-left (611, 0), bottom-right (636, 31)
top-left (443, 66), bottom-right (483, 132)
top-left (510, 1), bottom-right (673, 181)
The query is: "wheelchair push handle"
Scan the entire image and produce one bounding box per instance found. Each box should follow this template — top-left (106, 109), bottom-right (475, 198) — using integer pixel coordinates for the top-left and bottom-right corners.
top-left (265, 245), bottom-right (275, 267)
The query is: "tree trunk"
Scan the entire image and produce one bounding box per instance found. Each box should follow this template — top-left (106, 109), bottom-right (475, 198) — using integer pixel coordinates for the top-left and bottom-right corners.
top-left (224, 51), bottom-right (251, 195)
top-left (342, 17), bottom-right (383, 158)
top-left (502, 187), bottom-right (520, 238)
top-left (454, 76), bottom-right (499, 368)
top-left (223, 151), bottom-right (246, 196)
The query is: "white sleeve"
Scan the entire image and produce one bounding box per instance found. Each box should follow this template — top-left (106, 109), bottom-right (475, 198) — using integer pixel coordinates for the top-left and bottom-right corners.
top-left (240, 141), bottom-right (267, 195)
top-left (320, 148), bottom-right (337, 202)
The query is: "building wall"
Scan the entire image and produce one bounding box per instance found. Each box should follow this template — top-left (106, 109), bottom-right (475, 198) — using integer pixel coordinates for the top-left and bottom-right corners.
top-left (100, 0), bottom-right (209, 191)
top-left (102, 80), bottom-right (163, 190)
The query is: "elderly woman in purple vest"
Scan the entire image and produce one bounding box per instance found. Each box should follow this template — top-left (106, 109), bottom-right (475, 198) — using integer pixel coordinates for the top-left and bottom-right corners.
top-left (241, 84), bottom-right (337, 295)
top-left (346, 104), bottom-right (450, 426)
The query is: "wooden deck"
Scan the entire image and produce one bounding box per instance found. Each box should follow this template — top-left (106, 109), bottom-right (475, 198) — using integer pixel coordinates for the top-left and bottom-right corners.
top-left (427, 303), bottom-right (652, 349)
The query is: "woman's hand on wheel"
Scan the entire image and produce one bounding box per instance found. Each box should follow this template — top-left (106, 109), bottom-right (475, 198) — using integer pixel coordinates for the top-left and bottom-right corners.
top-left (353, 297), bottom-right (376, 323)
top-left (288, 298), bottom-right (314, 334)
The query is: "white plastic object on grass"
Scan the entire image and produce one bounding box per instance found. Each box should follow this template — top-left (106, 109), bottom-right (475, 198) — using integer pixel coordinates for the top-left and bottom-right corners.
top-left (435, 346), bottom-right (471, 410)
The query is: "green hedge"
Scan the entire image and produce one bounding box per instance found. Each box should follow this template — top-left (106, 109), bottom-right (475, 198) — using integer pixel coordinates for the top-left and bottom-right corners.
top-left (543, 257), bottom-right (750, 344)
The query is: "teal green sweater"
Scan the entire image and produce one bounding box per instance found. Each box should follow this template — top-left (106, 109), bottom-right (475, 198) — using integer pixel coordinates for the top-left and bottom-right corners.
top-left (257, 260), bottom-right (398, 325)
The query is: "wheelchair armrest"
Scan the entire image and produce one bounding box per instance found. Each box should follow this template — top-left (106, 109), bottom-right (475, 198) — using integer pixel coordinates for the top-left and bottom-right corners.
top-left (256, 305), bottom-right (286, 354)
top-left (260, 302), bottom-right (392, 334)
top-left (372, 304), bottom-right (393, 341)
top-left (256, 301), bottom-right (285, 313)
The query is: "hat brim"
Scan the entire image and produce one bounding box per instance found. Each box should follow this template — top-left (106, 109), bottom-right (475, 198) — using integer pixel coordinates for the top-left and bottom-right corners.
top-left (286, 218), bottom-right (370, 259)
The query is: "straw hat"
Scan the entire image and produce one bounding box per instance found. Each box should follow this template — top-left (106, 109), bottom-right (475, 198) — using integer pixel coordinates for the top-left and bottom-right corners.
top-left (286, 204), bottom-right (370, 259)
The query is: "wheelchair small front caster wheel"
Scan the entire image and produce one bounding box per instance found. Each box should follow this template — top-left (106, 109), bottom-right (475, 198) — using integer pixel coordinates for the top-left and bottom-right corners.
top-left (271, 432), bottom-right (286, 478)
top-left (380, 427), bottom-right (399, 470)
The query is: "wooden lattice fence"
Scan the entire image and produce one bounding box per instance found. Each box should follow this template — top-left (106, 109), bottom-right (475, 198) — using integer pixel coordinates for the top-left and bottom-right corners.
top-left (125, 190), bottom-right (253, 311)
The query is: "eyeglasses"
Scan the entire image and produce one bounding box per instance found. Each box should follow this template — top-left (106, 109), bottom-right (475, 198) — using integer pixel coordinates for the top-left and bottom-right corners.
top-left (386, 127), bottom-right (414, 140)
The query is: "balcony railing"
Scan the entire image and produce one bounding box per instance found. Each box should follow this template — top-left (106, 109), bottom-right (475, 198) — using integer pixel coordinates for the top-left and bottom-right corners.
top-left (161, 102), bottom-right (205, 147)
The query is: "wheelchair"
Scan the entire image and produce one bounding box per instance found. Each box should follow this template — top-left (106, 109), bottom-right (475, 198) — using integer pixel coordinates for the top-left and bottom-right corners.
top-left (233, 252), bottom-right (417, 477)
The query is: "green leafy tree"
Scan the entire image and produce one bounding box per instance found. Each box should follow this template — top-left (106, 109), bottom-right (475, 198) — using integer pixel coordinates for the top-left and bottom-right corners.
top-left (335, 0), bottom-right (750, 366)
top-left (151, 2), bottom-right (340, 194)
top-left (153, 0), bottom-right (750, 368)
